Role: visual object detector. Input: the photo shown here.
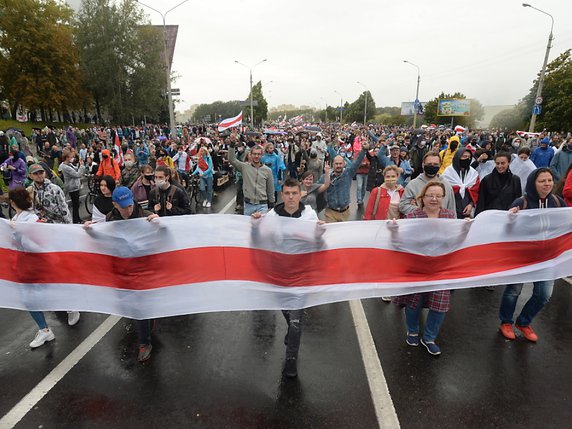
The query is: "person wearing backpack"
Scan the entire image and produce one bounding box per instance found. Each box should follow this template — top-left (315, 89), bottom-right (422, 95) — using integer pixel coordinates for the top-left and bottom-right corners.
top-left (498, 168), bottom-right (567, 342)
top-left (148, 166), bottom-right (191, 217)
top-left (96, 149), bottom-right (121, 183)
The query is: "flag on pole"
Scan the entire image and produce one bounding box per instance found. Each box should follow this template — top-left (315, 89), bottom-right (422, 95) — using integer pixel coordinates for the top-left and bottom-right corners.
top-left (218, 112), bottom-right (243, 132)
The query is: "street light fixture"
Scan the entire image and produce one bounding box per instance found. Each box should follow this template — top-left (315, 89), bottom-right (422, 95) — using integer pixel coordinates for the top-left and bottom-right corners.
top-left (334, 90), bottom-right (344, 123)
top-left (136, 0), bottom-right (190, 138)
top-left (234, 59), bottom-right (267, 129)
top-left (522, 3), bottom-right (554, 133)
top-left (356, 81), bottom-right (369, 125)
top-left (403, 60), bottom-right (421, 128)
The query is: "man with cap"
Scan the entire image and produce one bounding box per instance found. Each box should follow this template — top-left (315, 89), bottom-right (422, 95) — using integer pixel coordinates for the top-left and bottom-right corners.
top-left (530, 137), bottom-right (554, 168)
top-left (27, 162), bottom-right (80, 326)
top-left (376, 142), bottom-right (412, 186)
top-left (27, 163), bottom-right (72, 224)
top-left (85, 187), bottom-right (158, 362)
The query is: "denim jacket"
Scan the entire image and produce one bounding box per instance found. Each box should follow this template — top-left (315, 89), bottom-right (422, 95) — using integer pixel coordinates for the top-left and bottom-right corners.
top-left (325, 150), bottom-right (366, 209)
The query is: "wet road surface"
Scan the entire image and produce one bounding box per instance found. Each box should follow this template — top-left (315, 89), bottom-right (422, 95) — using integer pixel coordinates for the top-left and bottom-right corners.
top-left (1, 181), bottom-right (572, 428)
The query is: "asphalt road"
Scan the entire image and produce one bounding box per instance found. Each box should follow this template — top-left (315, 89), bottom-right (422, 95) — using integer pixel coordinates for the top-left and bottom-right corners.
top-left (1, 181), bottom-right (571, 428)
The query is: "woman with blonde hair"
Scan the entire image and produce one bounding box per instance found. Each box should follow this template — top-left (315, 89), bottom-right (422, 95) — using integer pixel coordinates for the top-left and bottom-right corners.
top-left (363, 165), bottom-right (405, 220)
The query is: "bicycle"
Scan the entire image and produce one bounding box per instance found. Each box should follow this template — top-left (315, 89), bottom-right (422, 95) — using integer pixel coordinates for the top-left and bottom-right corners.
top-left (84, 175), bottom-right (100, 216)
top-left (186, 174), bottom-right (202, 212)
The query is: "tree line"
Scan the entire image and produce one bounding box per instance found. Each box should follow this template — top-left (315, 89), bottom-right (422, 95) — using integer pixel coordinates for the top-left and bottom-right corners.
top-left (0, 0), bottom-right (167, 125)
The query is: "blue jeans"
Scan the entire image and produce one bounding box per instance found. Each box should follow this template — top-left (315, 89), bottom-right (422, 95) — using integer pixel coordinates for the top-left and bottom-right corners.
top-left (404, 296), bottom-right (446, 342)
top-left (30, 311), bottom-right (48, 329)
top-left (244, 203), bottom-right (268, 216)
top-left (356, 173), bottom-right (367, 204)
top-left (200, 175), bottom-right (213, 203)
top-left (499, 280), bottom-right (554, 327)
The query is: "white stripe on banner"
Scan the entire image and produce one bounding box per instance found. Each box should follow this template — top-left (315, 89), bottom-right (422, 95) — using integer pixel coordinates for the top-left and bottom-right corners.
top-left (0, 208), bottom-right (571, 318)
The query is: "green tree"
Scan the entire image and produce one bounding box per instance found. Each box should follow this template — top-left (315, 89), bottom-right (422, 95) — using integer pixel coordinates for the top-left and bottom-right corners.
top-left (344, 91), bottom-right (376, 124)
top-left (519, 49), bottom-right (572, 131)
top-left (245, 81), bottom-right (268, 127)
top-left (423, 92), bottom-right (484, 128)
top-left (490, 108), bottom-right (525, 130)
top-left (75, 0), bottom-right (164, 124)
top-left (0, 0), bottom-right (86, 121)
top-left (193, 101), bottom-right (242, 123)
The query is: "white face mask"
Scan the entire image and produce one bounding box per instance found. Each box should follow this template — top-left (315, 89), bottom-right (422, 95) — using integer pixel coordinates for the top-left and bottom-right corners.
top-left (70, 158), bottom-right (75, 163)
top-left (156, 179), bottom-right (169, 190)
top-left (124, 161), bottom-right (135, 168)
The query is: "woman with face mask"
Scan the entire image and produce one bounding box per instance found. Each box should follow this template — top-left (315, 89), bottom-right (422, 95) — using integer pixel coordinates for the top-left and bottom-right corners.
top-left (441, 148), bottom-right (480, 219)
top-left (0, 147), bottom-right (27, 189)
top-left (130, 165), bottom-right (155, 208)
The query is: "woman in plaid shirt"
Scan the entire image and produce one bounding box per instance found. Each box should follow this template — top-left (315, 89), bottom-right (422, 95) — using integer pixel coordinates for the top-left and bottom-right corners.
top-left (392, 181), bottom-right (455, 356)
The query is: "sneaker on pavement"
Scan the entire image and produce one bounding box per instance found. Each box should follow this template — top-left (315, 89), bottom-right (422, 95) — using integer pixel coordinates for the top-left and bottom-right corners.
top-left (67, 311), bottom-right (80, 326)
top-left (406, 333), bottom-right (420, 347)
top-left (30, 329), bottom-right (55, 348)
top-left (499, 323), bottom-right (516, 340)
top-left (284, 358), bottom-right (297, 378)
top-left (206, 202), bottom-right (211, 208)
top-left (515, 324), bottom-right (538, 342)
top-left (138, 344), bottom-right (153, 362)
top-left (420, 338), bottom-right (441, 355)
top-left (202, 200), bottom-right (207, 207)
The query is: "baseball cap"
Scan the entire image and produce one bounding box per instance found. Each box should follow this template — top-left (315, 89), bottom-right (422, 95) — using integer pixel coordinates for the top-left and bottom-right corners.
top-left (112, 186), bottom-right (134, 208)
top-left (28, 163), bottom-right (45, 174)
top-left (26, 155), bottom-right (35, 164)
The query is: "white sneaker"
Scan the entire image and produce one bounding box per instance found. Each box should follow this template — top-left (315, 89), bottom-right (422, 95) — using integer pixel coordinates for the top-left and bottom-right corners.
top-left (30, 329), bottom-right (55, 348)
top-left (206, 202), bottom-right (211, 208)
top-left (202, 200), bottom-right (207, 207)
top-left (67, 311), bottom-right (80, 326)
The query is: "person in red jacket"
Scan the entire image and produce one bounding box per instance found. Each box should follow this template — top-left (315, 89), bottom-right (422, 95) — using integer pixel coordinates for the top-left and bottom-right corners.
top-left (561, 164), bottom-right (572, 207)
top-left (363, 165), bottom-right (405, 220)
top-left (96, 149), bottom-right (121, 183)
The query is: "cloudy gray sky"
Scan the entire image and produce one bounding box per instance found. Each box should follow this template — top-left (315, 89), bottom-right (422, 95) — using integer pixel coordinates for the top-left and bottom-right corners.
top-left (69, 0), bottom-right (572, 112)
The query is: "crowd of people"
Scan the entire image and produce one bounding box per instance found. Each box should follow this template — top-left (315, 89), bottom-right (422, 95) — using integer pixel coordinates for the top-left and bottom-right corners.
top-left (1, 121), bottom-right (571, 377)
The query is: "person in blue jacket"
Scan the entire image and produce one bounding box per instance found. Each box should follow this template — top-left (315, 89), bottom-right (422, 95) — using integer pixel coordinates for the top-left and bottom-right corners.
top-left (530, 137), bottom-right (554, 168)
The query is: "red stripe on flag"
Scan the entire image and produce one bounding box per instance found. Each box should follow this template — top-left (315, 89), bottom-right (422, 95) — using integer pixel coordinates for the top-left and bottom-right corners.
top-left (3, 232), bottom-right (572, 289)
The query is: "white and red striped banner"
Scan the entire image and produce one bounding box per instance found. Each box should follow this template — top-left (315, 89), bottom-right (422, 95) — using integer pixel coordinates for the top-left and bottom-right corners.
top-left (1, 209), bottom-right (571, 319)
top-left (217, 112), bottom-right (243, 132)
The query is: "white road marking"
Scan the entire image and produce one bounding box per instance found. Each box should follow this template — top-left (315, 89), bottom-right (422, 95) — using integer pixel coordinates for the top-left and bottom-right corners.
top-left (0, 315), bottom-right (121, 429)
top-left (349, 300), bottom-right (400, 429)
top-left (0, 198), bottom-right (238, 428)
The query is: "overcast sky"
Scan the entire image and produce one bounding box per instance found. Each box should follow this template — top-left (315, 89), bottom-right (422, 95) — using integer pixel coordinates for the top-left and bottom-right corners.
top-left (68, 0), bottom-right (572, 112)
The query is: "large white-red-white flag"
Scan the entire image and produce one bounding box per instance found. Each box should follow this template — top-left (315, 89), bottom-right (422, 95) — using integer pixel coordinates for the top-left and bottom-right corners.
top-left (218, 112), bottom-right (243, 132)
top-left (1, 209), bottom-right (571, 319)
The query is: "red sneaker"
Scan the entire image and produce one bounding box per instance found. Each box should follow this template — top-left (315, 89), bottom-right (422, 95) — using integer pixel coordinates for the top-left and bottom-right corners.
top-left (499, 323), bottom-right (516, 340)
top-left (515, 324), bottom-right (538, 342)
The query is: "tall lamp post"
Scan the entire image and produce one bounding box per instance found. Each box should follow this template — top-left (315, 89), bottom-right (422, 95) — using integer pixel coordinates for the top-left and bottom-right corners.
top-left (334, 90), bottom-right (344, 123)
top-left (356, 81), bottom-right (369, 125)
top-left (523, 3), bottom-right (554, 133)
top-left (137, 0), bottom-right (190, 138)
top-left (403, 60), bottom-right (421, 128)
top-left (234, 59), bottom-right (267, 129)
top-left (320, 97), bottom-right (329, 123)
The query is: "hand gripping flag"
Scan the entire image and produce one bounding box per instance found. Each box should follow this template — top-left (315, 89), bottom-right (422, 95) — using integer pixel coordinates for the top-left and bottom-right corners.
top-left (218, 112), bottom-right (243, 132)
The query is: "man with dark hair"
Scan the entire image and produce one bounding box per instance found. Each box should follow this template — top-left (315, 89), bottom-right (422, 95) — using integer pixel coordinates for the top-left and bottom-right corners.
top-left (148, 165), bottom-right (191, 217)
top-left (252, 177), bottom-right (320, 378)
top-left (475, 152), bottom-right (522, 216)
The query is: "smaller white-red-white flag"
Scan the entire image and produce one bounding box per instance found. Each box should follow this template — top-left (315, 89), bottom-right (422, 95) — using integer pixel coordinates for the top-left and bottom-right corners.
top-left (218, 112), bottom-right (243, 132)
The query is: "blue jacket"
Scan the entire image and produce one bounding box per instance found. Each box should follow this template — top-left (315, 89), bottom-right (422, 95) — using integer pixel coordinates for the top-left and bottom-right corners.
top-left (549, 146), bottom-right (572, 181)
top-left (192, 155), bottom-right (213, 178)
top-left (376, 146), bottom-right (412, 185)
top-left (261, 151), bottom-right (286, 191)
top-left (326, 150), bottom-right (366, 209)
top-left (530, 146), bottom-right (554, 168)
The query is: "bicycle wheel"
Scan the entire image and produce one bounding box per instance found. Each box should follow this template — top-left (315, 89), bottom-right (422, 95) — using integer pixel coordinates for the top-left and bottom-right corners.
top-left (85, 192), bottom-right (95, 216)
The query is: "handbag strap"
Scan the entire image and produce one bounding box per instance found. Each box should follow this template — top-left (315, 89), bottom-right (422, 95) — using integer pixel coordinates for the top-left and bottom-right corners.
top-left (372, 185), bottom-right (383, 218)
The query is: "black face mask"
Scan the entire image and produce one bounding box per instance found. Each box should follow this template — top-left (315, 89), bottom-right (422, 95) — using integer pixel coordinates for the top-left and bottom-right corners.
top-left (144, 174), bottom-right (154, 181)
top-left (102, 155), bottom-right (109, 159)
top-left (460, 158), bottom-right (471, 169)
top-left (423, 165), bottom-right (440, 177)
top-left (449, 142), bottom-right (458, 151)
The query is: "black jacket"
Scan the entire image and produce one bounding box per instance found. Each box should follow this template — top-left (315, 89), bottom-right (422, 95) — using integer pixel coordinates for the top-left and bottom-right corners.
top-left (475, 169), bottom-right (522, 215)
top-left (148, 184), bottom-right (191, 216)
top-left (510, 168), bottom-right (566, 209)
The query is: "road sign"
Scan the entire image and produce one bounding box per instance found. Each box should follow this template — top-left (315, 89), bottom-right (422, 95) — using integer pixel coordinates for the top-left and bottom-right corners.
top-left (239, 100), bottom-right (258, 107)
top-left (532, 104), bottom-right (542, 115)
top-left (535, 96), bottom-right (543, 105)
top-left (171, 88), bottom-right (181, 96)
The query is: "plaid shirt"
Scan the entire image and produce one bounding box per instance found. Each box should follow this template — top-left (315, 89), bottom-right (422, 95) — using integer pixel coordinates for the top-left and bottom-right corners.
top-left (392, 207), bottom-right (456, 312)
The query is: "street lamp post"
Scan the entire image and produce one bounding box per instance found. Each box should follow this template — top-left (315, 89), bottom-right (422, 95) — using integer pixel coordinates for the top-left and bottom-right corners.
top-left (522, 3), bottom-right (554, 133)
top-left (136, 0), bottom-right (190, 139)
top-left (356, 81), bottom-right (369, 125)
top-left (234, 59), bottom-right (267, 129)
top-left (334, 90), bottom-right (343, 123)
top-left (320, 97), bottom-right (328, 123)
top-left (403, 60), bottom-right (421, 128)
